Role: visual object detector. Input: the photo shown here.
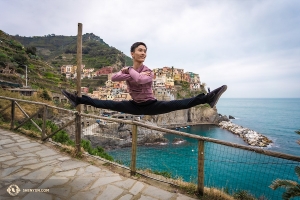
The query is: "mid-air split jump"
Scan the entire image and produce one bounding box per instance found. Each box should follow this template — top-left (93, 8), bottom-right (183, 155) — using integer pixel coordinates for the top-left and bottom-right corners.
top-left (62, 42), bottom-right (227, 115)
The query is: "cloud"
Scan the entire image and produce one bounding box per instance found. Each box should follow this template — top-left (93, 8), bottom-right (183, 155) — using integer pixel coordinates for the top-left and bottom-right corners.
top-left (0, 0), bottom-right (299, 97)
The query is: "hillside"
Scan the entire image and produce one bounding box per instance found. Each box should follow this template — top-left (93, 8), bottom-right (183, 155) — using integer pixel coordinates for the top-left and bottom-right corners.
top-left (13, 33), bottom-right (133, 72)
top-left (0, 30), bottom-right (134, 94)
top-left (0, 30), bottom-right (74, 92)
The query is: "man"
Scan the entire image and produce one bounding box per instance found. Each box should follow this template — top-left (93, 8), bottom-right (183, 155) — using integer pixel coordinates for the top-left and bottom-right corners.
top-left (62, 42), bottom-right (227, 115)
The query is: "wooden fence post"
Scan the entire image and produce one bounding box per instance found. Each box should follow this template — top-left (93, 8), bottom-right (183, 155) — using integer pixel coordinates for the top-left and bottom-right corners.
top-left (131, 124), bottom-right (138, 175)
top-left (42, 105), bottom-right (47, 140)
top-left (198, 140), bottom-right (205, 196)
top-left (75, 23), bottom-right (82, 155)
top-left (10, 100), bottom-right (15, 130)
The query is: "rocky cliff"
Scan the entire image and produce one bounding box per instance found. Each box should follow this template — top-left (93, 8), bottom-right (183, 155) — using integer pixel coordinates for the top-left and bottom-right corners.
top-left (143, 105), bottom-right (224, 126)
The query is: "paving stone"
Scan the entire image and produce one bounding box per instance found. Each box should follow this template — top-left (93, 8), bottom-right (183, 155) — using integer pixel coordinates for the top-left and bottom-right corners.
top-left (57, 157), bottom-right (70, 161)
top-left (84, 165), bottom-right (101, 174)
top-left (1, 164), bottom-right (9, 168)
top-left (0, 139), bottom-right (14, 145)
top-left (0, 152), bottom-right (11, 157)
top-left (76, 167), bottom-right (85, 176)
top-left (1, 166), bottom-right (22, 178)
top-left (19, 142), bottom-right (41, 149)
top-left (142, 185), bottom-right (174, 200)
top-left (22, 192), bottom-right (52, 200)
top-left (176, 194), bottom-right (198, 200)
top-left (60, 160), bottom-right (89, 171)
top-left (96, 185), bottom-right (124, 200)
top-left (16, 138), bottom-right (30, 142)
top-left (129, 181), bottom-right (145, 195)
top-left (39, 176), bottom-right (70, 189)
top-left (22, 166), bottom-right (53, 183)
top-left (16, 158), bottom-right (39, 166)
top-left (5, 157), bottom-right (25, 166)
top-left (139, 195), bottom-right (158, 200)
top-left (55, 169), bottom-right (77, 177)
top-left (90, 176), bottom-right (122, 189)
top-left (0, 130), bottom-right (12, 135)
top-left (14, 140), bottom-right (32, 146)
top-left (70, 186), bottom-right (102, 200)
top-left (0, 147), bottom-right (22, 154)
top-left (14, 146), bottom-right (43, 155)
top-left (4, 169), bottom-right (31, 181)
top-left (0, 145), bottom-right (2, 150)
top-left (36, 149), bottom-right (58, 157)
top-left (0, 155), bottom-right (15, 162)
top-left (119, 194), bottom-right (134, 200)
top-left (0, 135), bottom-right (10, 139)
top-left (113, 178), bottom-right (136, 190)
top-left (4, 142), bottom-right (29, 148)
top-left (69, 176), bottom-right (98, 192)
top-left (49, 186), bottom-right (72, 198)
top-left (40, 154), bottom-right (61, 162)
top-left (24, 160), bottom-right (58, 170)
top-left (21, 152), bottom-right (37, 157)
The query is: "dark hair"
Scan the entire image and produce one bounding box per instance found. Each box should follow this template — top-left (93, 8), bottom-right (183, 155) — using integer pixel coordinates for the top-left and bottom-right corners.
top-left (130, 42), bottom-right (147, 52)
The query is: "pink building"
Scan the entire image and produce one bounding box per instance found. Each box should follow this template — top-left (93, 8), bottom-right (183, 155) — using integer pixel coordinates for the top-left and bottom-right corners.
top-left (96, 66), bottom-right (114, 75)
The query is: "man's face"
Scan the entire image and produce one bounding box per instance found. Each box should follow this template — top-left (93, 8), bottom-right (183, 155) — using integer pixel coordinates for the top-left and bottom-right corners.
top-left (131, 45), bottom-right (147, 63)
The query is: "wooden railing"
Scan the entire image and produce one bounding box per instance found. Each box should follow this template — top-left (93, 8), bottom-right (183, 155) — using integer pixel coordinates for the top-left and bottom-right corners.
top-left (1, 95), bottom-right (300, 196)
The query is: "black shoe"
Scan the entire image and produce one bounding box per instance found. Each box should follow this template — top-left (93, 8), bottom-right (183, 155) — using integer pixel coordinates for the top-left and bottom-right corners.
top-left (206, 85), bottom-right (227, 108)
top-left (61, 90), bottom-right (78, 107)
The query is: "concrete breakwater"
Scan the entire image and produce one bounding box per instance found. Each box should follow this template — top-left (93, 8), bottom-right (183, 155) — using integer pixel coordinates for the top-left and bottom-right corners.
top-left (218, 121), bottom-right (272, 147)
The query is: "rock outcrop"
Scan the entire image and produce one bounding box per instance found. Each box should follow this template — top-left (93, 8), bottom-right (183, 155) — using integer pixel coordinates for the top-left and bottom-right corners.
top-left (143, 105), bottom-right (223, 126)
top-left (218, 121), bottom-right (272, 147)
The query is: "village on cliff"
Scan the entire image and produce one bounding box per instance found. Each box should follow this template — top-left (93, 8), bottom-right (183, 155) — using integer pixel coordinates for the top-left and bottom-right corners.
top-left (60, 65), bottom-right (202, 101)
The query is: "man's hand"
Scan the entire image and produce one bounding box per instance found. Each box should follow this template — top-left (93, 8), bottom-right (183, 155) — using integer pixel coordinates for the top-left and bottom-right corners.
top-left (140, 71), bottom-right (151, 76)
top-left (121, 67), bottom-right (130, 74)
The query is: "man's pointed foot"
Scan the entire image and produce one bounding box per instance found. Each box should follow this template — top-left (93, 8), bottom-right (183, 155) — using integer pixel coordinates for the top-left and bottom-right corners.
top-left (206, 85), bottom-right (227, 108)
top-left (61, 90), bottom-right (78, 107)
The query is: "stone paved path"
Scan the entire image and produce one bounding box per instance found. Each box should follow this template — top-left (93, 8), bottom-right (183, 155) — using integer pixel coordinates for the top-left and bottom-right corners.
top-left (0, 128), bottom-right (197, 200)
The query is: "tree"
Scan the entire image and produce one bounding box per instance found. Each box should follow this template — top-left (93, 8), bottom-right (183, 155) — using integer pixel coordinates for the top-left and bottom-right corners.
top-left (269, 166), bottom-right (300, 200)
top-left (26, 46), bottom-right (37, 55)
top-left (40, 90), bottom-right (51, 101)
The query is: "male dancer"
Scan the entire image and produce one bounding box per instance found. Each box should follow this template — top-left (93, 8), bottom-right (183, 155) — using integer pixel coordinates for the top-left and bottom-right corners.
top-left (62, 42), bottom-right (227, 115)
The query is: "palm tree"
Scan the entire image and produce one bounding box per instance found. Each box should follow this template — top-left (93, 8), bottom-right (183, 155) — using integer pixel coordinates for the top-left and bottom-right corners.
top-left (269, 166), bottom-right (300, 200)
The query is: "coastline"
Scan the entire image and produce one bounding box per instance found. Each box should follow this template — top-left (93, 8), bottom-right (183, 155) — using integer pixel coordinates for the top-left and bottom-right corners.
top-left (218, 121), bottom-right (272, 147)
top-left (160, 121), bottom-right (272, 147)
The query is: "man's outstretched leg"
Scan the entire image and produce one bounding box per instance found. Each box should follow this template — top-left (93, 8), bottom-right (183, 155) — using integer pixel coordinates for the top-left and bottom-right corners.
top-left (141, 85), bottom-right (227, 115)
top-left (61, 90), bottom-right (143, 115)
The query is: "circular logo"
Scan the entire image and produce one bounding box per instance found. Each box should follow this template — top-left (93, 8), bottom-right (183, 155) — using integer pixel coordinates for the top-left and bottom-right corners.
top-left (7, 184), bottom-right (20, 196)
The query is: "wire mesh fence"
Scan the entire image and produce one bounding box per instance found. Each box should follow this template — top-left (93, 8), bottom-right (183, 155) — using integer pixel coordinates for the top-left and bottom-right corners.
top-left (204, 142), bottom-right (299, 200)
top-left (1, 96), bottom-right (300, 200)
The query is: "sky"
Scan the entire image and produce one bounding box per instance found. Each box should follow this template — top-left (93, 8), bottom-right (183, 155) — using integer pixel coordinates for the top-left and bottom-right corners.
top-left (1, 0), bottom-right (300, 98)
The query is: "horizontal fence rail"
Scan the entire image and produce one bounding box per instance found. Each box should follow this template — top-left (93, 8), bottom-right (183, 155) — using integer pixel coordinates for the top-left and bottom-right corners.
top-left (0, 96), bottom-right (300, 199)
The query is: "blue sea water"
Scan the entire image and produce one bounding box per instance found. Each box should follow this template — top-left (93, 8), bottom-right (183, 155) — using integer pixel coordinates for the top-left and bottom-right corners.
top-left (108, 98), bottom-right (300, 199)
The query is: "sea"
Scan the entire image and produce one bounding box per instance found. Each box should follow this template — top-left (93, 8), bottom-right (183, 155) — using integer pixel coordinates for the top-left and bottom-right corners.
top-left (108, 98), bottom-right (300, 200)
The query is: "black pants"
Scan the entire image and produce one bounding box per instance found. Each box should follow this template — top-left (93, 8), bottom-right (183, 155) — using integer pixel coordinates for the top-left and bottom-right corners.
top-left (79, 93), bottom-right (208, 115)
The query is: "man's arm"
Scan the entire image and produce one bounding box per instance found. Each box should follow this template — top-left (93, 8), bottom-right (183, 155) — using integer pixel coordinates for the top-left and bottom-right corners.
top-left (111, 70), bottom-right (131, 82)
top-left (128, 68), bottom-right (153, 84)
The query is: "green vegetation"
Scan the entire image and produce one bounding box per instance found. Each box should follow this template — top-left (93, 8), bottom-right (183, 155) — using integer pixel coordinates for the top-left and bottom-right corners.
top-left (270, 166), bottom-right (300, 200)
top-left (0, 30), bottom-right (74, 93)
top-left (81, 139), bottom-right (113, 161)
top-left (232, 190), bottom-right (256, 200)
top-left (13, 32), bottom-right (133, 69)
top-left (15, 118), bottom-right (113, 161)
top-left (175, 81), bottom-right (207, 99)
